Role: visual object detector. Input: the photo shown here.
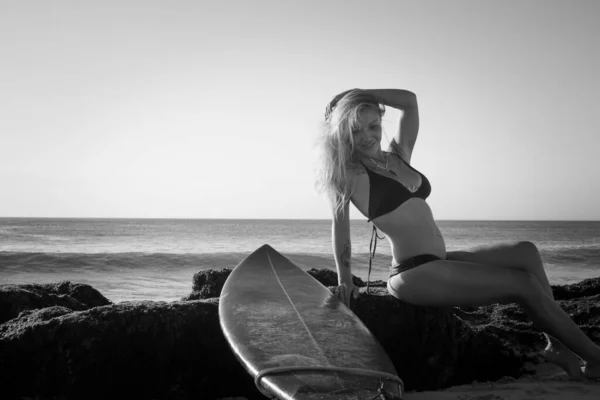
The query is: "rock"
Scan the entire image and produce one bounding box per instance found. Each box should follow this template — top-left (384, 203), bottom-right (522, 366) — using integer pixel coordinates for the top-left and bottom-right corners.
top-left (185, 268), bottom-right (600, 388)
top-left (452, 284), bottom-right (600, 365)
top-left (186, 268), bottom-right (233, 300)
top-left (551, 277), bottom-right (600, 300)
top-left (351, 286), bottom-right (522, 390)
top-left (0, 306), bottom-right (73, 335)
top-left (184, 267), bottom-right (369, 301)
top-left (306, 267), bottom-right (367, 287)
top-left (0, 299), bottom-right (264, 400)
top-left (0, 281), bottom-right (111, 324)
top-left (2, 271), bottom-right (599, 399)
top-left (217, 398), bottom-right (249, 400)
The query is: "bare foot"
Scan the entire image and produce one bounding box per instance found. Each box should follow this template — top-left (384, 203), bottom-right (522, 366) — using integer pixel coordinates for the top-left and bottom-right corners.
top-left (542, 345), bottom-right (584, 379)
top-left (582, 362), bottom-right (600, 379)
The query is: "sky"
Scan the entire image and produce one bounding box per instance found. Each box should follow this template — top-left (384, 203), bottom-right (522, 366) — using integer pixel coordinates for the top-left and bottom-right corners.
top-left (1, 0), bottom-right (599, 220)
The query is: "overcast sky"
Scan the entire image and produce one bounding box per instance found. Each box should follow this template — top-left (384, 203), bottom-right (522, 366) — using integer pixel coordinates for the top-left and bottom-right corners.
top-left (2, 0), bottom-right (599, 220)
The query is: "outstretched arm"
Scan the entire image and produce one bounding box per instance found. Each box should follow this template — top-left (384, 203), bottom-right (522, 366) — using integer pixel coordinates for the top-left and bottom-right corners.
top-left (332, 200), bottom-right (352, 285)
top-left (331, 199), bottom-right (359, 306)
top-left (366, 89), bottom-right (419, 164)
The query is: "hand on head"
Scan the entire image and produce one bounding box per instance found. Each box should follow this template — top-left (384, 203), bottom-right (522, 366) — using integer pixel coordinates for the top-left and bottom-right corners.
top-left (325, 88), bottom-right (381, 119)
top-left (325, 88), bottom-right (360, 118)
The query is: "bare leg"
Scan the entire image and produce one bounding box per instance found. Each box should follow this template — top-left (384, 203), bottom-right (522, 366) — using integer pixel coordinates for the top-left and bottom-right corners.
top-left (387, 259), bottom-right (600, 378)
top-left (447, 242), bottom-right (584, 378)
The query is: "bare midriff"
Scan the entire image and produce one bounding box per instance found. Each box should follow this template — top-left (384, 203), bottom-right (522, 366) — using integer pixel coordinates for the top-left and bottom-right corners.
top-left (370, 198), bottom-right (446, 264)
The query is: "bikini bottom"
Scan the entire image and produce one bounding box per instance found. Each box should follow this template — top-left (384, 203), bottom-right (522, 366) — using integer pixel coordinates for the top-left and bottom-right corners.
top-left (389, 254), bottom-right (442, 278)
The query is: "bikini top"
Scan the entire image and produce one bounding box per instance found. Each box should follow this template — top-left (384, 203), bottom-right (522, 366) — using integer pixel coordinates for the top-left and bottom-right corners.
top-left (360, 153), bottom-right (431, 222)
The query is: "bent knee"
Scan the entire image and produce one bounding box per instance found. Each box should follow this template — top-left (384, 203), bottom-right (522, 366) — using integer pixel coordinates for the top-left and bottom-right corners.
top-left (515, 240), bottom-right (540, 257)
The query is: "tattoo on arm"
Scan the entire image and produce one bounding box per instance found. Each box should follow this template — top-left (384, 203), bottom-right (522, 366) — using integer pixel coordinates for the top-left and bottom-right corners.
top-left (341, 238), bottom-right (351, 269)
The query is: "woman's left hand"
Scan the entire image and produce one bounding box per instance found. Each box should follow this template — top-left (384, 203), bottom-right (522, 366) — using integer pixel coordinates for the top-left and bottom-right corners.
top-left (325, 88), bottom-right (360, 118)
top-left (331, 282), bottom-right (360, 307)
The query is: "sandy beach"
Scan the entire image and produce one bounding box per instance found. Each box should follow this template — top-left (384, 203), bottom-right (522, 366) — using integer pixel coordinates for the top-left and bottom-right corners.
top-left (405, 360), bottom-right (600, 399)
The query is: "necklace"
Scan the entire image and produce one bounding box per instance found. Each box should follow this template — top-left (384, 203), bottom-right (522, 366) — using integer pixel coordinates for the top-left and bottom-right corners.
top-left (369, 153), bottom-right (397, 176)
top-left (369, 154), bottom-right (420, 192)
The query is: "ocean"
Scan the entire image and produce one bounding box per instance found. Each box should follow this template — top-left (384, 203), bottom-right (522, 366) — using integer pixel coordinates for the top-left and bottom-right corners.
top-left (1, 218), bottom-right (599, 303)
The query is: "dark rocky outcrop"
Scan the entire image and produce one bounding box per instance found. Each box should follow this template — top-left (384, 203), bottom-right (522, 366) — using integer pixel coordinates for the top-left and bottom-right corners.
top-left (185, 268), bottom-right (233, 300)
top-left (1, 273), bottom-right (598, 400)
top-left (0, 281), bottom-right (111, 324)
top-left (351, 285), bottom-right (520, 389)
top-left (0, 305), bottom-right (73, 335)
top-left (182, 268), bottom-right (366, 301)
top-left (452, 279), bottom-right (600, 361)
top-left (0, 299), bottom-right (256, 400)
top-left (551, 278), bottom-right (600, 300)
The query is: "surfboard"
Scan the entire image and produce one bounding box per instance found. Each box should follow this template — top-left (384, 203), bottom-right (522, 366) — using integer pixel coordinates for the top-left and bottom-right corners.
top-left (219, 244), bottom-right (403, 399)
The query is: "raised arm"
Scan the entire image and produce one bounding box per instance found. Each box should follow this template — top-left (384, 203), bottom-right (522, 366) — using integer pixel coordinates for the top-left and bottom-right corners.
top-left (365, 89), bottom-right (419, 163)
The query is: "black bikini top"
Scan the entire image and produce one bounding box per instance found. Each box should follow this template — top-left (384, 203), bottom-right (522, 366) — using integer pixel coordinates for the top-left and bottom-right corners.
top-left (360, 153), bottom-right (431, 222)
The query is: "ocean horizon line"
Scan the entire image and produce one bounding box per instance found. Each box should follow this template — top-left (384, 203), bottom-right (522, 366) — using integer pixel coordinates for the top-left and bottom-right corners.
top-left (1, 216), bottom-right (600, 223)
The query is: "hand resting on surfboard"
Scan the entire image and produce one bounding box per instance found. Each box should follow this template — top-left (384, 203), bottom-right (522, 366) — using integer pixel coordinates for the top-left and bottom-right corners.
top-left (331, 282), bottom-right (360, 307)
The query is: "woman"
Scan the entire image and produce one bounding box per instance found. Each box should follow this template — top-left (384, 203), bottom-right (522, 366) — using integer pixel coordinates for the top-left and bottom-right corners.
top-left (316, 88), bottom-right (600, 379)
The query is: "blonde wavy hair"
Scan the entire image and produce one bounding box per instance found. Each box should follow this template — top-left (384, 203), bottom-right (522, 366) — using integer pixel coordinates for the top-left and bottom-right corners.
top-left (315, 90), bottom-right (386, 218)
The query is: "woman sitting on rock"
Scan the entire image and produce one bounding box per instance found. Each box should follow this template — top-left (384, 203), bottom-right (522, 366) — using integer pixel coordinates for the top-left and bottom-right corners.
top-left (316, 88), bottom-right (600, 379)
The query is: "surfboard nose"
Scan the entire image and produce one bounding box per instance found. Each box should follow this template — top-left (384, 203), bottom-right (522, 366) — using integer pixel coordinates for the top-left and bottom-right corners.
top-left (256, 244), bottom-right (276, 252)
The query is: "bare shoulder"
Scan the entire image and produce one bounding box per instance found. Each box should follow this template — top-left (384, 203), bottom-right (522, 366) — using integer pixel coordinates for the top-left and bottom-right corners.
top-left (347, 162), bottom-right (367, 176)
